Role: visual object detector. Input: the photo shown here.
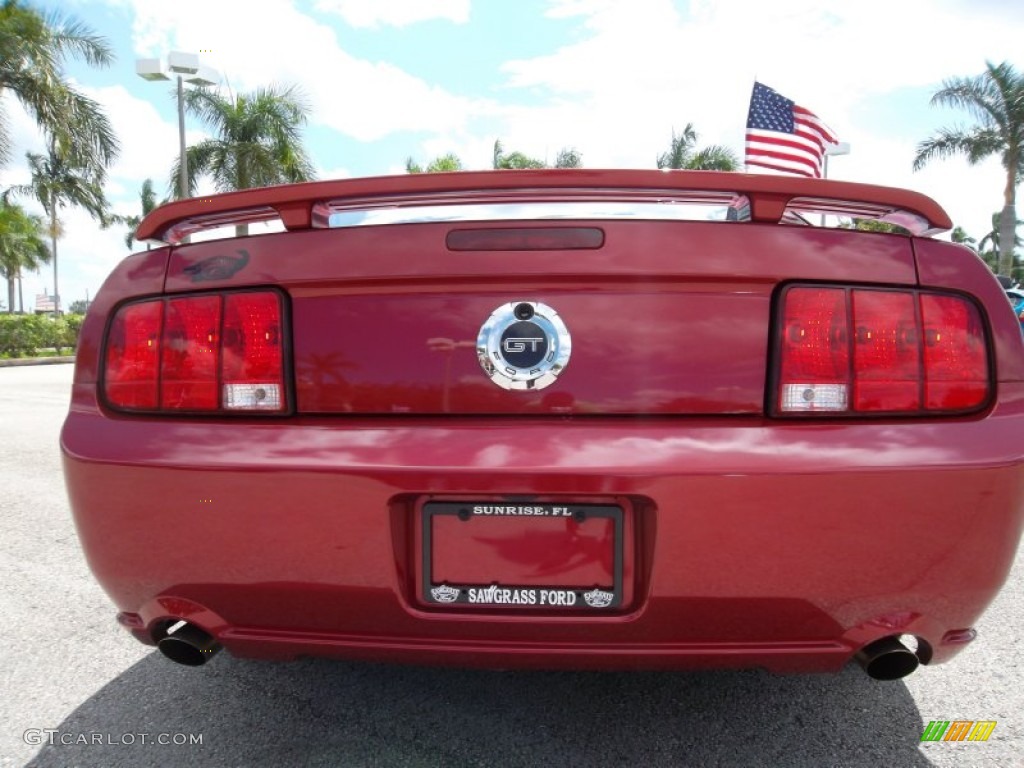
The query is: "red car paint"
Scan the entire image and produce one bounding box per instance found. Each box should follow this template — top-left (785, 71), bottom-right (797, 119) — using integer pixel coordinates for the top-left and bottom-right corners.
top-left (62, 170), bottom-right (1024, 673)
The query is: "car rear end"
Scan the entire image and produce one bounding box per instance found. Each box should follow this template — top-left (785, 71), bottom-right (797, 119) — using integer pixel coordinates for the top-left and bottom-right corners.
top-left (61, 170), bottom-right (1024, 678)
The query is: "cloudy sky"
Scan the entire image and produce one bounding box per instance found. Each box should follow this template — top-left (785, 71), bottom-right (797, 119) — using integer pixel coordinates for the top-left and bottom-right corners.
top-left (2, 0), bottom-right (1022, 310)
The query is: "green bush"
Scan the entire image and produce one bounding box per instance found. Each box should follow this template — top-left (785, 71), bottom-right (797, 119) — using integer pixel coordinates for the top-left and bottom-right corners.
top-left (52, 314), bottom-right (84, 355)
top-left (0, 313), bottom-right (84, 357)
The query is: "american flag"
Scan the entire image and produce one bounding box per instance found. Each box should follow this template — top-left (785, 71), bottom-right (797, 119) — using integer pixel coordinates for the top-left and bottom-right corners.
top-left (745, 82), bottom-right (838, 178)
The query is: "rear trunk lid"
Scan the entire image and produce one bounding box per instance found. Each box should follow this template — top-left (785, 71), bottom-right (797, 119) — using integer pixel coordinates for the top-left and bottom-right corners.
top-left (163, 215), bottom-right (917, 416)
top-left (142, 170), bottom-right (955, 416)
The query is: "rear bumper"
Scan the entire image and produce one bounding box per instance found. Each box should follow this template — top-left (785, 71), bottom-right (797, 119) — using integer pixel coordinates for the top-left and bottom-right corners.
top-left (62, 394), bottom-right (1024, 672)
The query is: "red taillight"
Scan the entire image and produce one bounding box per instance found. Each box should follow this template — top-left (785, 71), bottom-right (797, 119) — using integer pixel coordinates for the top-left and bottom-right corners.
top-left (104, 301), bottom-right (162, 409)
top-left (161, 295), bottom-right (221, 410)
top-left (222, 293), bottom-right (284, 410)
top-left (852, 290), bottom-right (920, 412)
top-left (103, 290), bottom-right (286, 413)
top-left (778, 287), bottom-right (850, 412)
top-left (920, 294), bottom-right (988, 410)
top-left (776, 286), bottom-right (989, 416)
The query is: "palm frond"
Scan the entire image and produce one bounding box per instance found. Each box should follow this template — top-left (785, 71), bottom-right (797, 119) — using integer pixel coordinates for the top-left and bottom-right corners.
top-left (554, 148), bottom-right (582, 168)
top-left (179, 84), bottom-right (315, 192)
top-left (686, 145), bottom-right (739, 171)
top-left (0, 1), bottom-right (117, 171)
top-left (913, 127), bottom-right (998, 170)
top-left (41, 8), bottom-right (114, 68)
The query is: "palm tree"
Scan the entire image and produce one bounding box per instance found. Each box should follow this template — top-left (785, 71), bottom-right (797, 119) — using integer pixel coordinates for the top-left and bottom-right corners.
top-left (173, 84), bottom-right (316, 234)
top-left (950, 225), bottom-right (977, 249)
top-left (0, 0), bottom-right (118, 170)
top-left (115, 179), bottom-right (162, 249)
top-left (406, 153), bottom-right (463, 173)
top-left (7, 140), bottom-right (109, 314)
top-left (977, 211), bottom-right (1023, 255)
top-left (913, 61), bottom-right (1024, 277)
top-left (491, 139), bottom-right (583, 170)
top-left (492, 138), bottom-right (545, 169)
top-left (0, 200), bottom-right (49, 312)
top-left (973, 211), bottom-right (1022, 278)
top-left (657, 124), bottom-right (739, 171)
top-left (554, 148), bottom-right (583, 168)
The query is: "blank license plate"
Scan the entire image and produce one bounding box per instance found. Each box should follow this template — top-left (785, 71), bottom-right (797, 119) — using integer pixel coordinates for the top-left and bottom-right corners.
top-left (422, 501), bottom-right (623, 610)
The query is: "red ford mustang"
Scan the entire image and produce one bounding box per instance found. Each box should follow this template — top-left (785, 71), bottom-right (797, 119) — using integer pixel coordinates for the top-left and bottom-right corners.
top-left (61, 170), bottom-right (1024, 680)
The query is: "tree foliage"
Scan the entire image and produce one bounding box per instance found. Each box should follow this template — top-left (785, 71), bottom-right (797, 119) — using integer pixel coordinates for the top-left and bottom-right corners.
top-left (554, 148), bottom-right (583, 168)
top-left (405, 142), bottom-right (584, 173)
top-left (0, 200), bottom-right (49, 313)
top-left (914, 61), bottom-right (1024, 276)
top-left (6, 140), bottom-right (110, 313)
top-left (406, 153), bottom-right (463, 173)
top-left (492, 139), bottom-right (581, 170)
top-left (977, 211), bottom-right (1023, 254)
top-left (0, 312), bottom-right (81, 355)
top-left (173, 84), bottom-right (316, 198)
top-left (656, 124), bottom-right (738, 171)
top-left (950, 225), bottom-right (977, 248)
top-left (113, 178), bottom-right (163, 249)
top-left (839, 218), bottom-right (911, 236)
top-left (0, 0), bottom-right (118, 170)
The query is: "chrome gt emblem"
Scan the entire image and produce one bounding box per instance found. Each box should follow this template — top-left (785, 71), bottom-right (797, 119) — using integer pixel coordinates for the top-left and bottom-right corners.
top-left (477, 301), bottom-right (571, 391)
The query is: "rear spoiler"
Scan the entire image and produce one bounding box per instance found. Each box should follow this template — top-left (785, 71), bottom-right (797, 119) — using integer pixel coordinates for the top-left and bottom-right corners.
top-left (135, 169), bottom-right (953, 245)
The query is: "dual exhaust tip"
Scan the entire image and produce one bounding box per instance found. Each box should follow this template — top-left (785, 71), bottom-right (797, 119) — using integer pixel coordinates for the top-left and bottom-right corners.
top-left (855, 636), bottom-right (921, 680)
top-left (155, 622), bottom-right (921, 680)
top-left (157, 622), bottom-right (222, 667)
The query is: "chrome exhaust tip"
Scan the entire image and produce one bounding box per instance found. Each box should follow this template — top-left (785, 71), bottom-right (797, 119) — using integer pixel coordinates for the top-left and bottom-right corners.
top-left (157, 621), bottom-right (222, 666)
top-left (855, 636), bottom-right (920, 680)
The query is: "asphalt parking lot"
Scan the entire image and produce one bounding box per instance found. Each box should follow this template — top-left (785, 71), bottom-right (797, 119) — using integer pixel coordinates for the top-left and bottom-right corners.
top-left (1, 364), bottom-right (1021, 768)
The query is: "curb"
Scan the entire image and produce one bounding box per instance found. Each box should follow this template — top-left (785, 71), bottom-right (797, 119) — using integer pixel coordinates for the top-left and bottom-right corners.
top-left (0, 356), bottom-right (75, 368)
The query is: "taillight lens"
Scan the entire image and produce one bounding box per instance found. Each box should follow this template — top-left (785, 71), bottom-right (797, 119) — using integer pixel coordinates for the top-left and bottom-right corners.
top-left (776, 285), bottom-right (989, 416)
top-left (852, 290), bottom-right (920, 412)
top-left (162, 295), bottom-right (221, 410)
top-left (778, 287), bottom-right (849, 412)
top-left (921, 294), bottom-right (989, 410)
top-left (103, 290), bottom-right (287, 413)
top-left (104, 301), bottom-right (162, 409)
top-left (222, 293), bottom-right (284, 410)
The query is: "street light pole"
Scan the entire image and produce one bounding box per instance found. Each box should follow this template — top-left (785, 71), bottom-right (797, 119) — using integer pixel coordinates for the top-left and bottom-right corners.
top-left (177, 73), bottom-right (188, 199)
top-left (822, 141), bottom-right (851, 180)
top-left (136, 53), bottom-right (218, 200)
top-left (821, 142), bottom-right (852, 226)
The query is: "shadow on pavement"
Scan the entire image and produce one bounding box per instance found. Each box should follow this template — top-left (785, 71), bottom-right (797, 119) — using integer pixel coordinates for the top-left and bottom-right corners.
top-left (26, 652), bottom-right (933, 768)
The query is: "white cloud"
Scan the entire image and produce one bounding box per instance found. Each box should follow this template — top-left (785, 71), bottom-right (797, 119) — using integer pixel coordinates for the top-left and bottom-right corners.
top-left (2, 83), bottom-right (189, 306)
top-left (12, 0), bottom-right (1020, 307)
top-left (0, 91), bottom-right (47, 167)
top-left (314, 0), bottom-right (470, 28)
top-left (123, 0), bottom-right (489, 142)
top-left (493, 0), bottom-right (1023, 241)
top-left (80, 84), bottom-right (186, 196)
top-left (19, 204), bottom-right (132, 312)
top-left (317, 165), bottom-right (353, 181)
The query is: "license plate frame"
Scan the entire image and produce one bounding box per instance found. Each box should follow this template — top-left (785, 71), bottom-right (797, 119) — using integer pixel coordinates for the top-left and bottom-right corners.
top-left (421, 501), bottom-right (624, 610)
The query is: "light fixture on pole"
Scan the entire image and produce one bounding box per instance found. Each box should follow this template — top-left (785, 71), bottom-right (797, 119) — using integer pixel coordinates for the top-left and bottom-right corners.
top-left (136, 52), bottom-right (218, 200)
top-left (823, 141), bottom-right (851, 180)
top-left (821, 142), bottom-right (852, 227)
